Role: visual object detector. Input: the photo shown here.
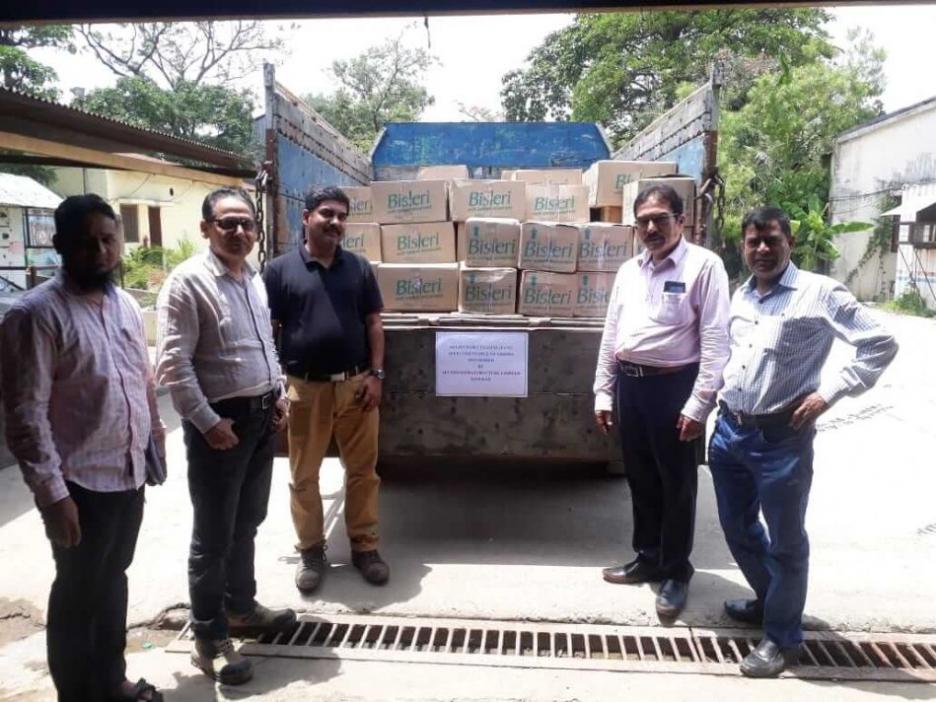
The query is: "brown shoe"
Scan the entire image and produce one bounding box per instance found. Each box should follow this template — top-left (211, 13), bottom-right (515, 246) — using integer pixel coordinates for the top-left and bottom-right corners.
top-left (191, 637), bottom-right (253, 685)
top-left (352, 549), bottom-right (390, 585)
top-left (227, 603), bottom-right (297, 636)
top-left (295, 544), bottom-right (328, 594)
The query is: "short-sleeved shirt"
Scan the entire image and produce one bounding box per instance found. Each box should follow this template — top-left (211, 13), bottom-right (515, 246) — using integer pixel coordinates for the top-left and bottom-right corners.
top-left (263, 245), bottom-right (383, 377)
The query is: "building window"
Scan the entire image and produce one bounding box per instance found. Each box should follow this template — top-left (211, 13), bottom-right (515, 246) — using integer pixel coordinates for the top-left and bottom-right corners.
top-left (25, 209), bottom-right (56, 248)
top-left (120, 204), bottom-right (140, 243)
top-left (910, 222), bottom-right (936, 248)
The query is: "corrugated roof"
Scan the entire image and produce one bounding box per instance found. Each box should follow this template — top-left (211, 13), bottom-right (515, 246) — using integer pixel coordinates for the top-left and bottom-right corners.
top-left (0, 174), bottom-right (63, 209)
top-left (0, 86), bottom-right (251, 171)
top-left (837, 94), bottom-right (936, 143)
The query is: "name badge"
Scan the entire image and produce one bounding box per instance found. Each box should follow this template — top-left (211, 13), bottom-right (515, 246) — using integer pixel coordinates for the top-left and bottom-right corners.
top-left (663, 280), bottom-right (686, 293)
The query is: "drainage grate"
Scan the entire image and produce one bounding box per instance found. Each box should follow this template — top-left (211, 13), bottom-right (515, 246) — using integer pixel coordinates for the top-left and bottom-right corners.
top-left (167, 613), bottom-right (936, 682)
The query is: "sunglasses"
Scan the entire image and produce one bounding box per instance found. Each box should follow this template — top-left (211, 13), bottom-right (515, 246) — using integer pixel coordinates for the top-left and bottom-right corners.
top-left (211, 216), bottom-right (257, 233)
top-left (634, 213), bottom-right (678, 229)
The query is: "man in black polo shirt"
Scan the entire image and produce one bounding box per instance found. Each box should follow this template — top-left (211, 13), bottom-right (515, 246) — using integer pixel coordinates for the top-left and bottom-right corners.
top-left (263, 186), bottom-right (388, 593)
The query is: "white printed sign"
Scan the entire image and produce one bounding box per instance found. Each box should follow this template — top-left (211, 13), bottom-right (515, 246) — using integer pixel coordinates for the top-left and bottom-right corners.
top-left (435, 331), bottom-right (529, 397)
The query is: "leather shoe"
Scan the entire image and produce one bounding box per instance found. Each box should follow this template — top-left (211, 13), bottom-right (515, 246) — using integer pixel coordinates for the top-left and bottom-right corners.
top-left (655, 579), bottom-right (688, 620)
top-left (724, 598), bottom-right (764, 625)
top-left (352, 549), bottom-right (390, 585)
top-left (740, 638), bottom-right (801, 678)
top-left (602, 558), bottom-right (663, 585)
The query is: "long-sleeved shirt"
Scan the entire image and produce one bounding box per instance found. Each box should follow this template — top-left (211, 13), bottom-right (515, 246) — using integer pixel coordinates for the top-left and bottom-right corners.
top-left (720, 263), bottom-right (898, 415)
top-left (156, 249), bottom-right (281, 434)
top-left (0, 274), bottom-right (164, 508)
top-left (593, 238), bottom-right (731, 421)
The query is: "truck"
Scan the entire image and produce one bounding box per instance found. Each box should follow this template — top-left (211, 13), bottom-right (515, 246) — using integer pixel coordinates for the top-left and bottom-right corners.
top-left (257, 64), bottom-right (720, 471)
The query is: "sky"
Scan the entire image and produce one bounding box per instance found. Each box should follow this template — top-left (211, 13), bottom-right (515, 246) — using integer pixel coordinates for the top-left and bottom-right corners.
top-left (30, 5), bottom-right (936, 123)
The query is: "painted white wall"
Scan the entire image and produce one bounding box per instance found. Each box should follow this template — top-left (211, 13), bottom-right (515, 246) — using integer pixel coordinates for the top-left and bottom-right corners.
top-left (829, 100), bottom-right (936, 300)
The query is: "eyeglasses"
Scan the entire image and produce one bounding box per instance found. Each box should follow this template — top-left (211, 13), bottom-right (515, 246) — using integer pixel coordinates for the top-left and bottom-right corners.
top-left (211, 216), bottom-right (257, 233)
top-left (634, 213), bottom-right (678, 229)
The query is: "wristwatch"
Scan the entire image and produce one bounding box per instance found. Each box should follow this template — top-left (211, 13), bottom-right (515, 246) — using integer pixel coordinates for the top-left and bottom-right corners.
top-left (369, 368), bottom-right (386, 380)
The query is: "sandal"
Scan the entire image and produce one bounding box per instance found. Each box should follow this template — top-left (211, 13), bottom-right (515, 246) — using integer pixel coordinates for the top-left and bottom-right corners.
top-left (110, 678), bottom-right (164, 702)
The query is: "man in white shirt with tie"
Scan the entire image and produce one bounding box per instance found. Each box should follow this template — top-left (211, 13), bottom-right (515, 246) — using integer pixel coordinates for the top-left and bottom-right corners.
top-left (594, 183), bottom-right (730, 622)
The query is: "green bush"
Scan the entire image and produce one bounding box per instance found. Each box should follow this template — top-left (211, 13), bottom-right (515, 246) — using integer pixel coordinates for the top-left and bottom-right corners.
top-left (884, 288), bottom-right (935, 318)
top-left (121, 238), bottom-right (198, 291)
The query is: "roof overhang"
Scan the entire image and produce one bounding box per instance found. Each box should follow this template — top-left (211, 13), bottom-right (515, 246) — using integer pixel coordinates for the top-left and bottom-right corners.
top-left (0, 89), bottom-right (252, 176)
top-left (0, 0), bottom-right (915, 24)
top-left (881, 197), bottom-right (936, 223)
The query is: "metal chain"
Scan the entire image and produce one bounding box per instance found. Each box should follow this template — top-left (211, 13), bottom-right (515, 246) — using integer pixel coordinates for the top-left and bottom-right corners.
top-left (254, 164), bottom-right (269, 271)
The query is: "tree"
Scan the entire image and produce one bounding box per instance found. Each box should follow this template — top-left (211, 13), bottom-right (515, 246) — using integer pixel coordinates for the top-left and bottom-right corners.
top-left (305, 32), bottom-right (435, 152)
top-left (74, 77), bottom-right (255, 154)
top-left (457, 102), bottom-right (505, 122)
top-left (501, 9), bottom-right (833, 145)
top-left (78, 22), bottom-right (283, 90)
top-left (717, 38), bottom-right (885, 273)
top-left (0, 26), bottom-right (74, 98)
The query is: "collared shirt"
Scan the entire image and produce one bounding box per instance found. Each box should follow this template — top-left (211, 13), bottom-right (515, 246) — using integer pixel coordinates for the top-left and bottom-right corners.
top-left (156, 249), bottom-right (281, 433)
top-left (593, 238), bottom-right (731, 421)
top-left (720, 263), bottom-right (898, 415)
top-left (0, 273), bottom-right (163, 508)
top-left (263, 245), bottom-right (383, 378)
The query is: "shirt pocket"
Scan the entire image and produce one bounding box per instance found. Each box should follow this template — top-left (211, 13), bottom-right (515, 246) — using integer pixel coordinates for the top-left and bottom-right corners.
top-left (652, 291), bottom-right (692, 325)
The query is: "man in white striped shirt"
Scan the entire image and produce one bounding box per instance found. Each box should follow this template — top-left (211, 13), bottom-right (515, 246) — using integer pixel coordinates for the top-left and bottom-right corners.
top-left (711, 206), bottom-right (898, 678)
top-left (593, 183), bottom-right (730, 622)
top-left (0, 195), bottom-right (165, 702)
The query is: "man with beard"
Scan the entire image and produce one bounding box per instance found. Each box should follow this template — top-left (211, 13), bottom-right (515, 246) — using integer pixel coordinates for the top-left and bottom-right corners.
top-left (710, 207), bottom-right (897, 677)
top-left (0, 194), bottom-right (165, 702)
top-left (263, 186), bottom-right (387, 594)
top-left (156, 187), bottom-right (295, 686)
top-left (594, 183), bottom-right (730, 622)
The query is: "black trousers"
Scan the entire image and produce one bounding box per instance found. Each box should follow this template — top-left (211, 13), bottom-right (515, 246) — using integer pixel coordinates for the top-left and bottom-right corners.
top-left (184, 398), bottom-right (275, 641)
top-left (615, 364), bottom-right (702, 583)
top-left (47, 481), bottom-right (144, 702)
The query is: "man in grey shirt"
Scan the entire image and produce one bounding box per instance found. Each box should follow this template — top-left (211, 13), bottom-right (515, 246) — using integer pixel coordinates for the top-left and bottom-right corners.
top-left (157, 187), bottom-right (295, 686)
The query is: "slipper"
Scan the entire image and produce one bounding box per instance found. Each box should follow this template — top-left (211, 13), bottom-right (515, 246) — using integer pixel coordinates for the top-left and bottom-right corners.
top-left (110, 678), bottom-right (164, 702)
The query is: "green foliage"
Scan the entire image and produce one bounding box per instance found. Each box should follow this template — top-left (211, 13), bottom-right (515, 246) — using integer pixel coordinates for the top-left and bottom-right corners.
top-left (845, 194), bottom-right (899, 288)
top-left (75, 77), bottom-right (256, 154)
top-left (787, 196), bottom-right (871, 272)
top-left (0, 26), bottom-right (74, 98)
top-left (884, 288), bottom-right (935, 318)
top-left (121, 238), bottom-right (198, 291)
top-left (305, 31), bottom-right (435, 153)
top-left (501, 9), bottom-right (833, 144)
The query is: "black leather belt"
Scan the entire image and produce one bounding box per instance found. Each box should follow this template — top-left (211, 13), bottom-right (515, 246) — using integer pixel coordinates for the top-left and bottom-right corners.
top-left (618, 360), bottom-right (694, 378)
top-left (301, 364), bottom-right (367, 383)
top-left (718, 401), bottom-right (794, 429)
top-left (212, 390), bottom-right (276, 413)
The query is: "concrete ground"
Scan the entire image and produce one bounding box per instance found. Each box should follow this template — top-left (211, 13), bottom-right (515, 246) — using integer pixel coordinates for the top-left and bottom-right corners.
top-left (1, 308), bottom-right (935, 700)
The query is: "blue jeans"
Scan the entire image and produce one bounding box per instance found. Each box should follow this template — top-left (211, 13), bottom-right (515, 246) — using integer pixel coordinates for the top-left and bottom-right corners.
top-left (708, 413), bottom-right (814, 648)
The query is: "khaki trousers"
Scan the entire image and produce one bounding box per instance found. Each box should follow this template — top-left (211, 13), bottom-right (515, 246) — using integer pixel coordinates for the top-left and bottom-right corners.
top-left (286, 373), bottom-right (380, 552)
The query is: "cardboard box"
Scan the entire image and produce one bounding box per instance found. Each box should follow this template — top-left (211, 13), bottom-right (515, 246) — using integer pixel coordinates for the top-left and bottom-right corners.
top-left (517, 270), bottom-right (576, 317)
top-left (449, 180), bottom-right (526, 221)
top-left (622, 176), bottom-right (696, 227)
top-left (371, 180), bottom-right (448, 224)
top-left (344, 186), bottom-right (375, 223)
top-left (377, 263), bottom-right (459, 312)
top-left (574, 223), bottom-right (633, 272)
top-left (500, 169), bottom-right (515, 181)
top-left (574, 272), bottom-right (616, 317)
top-left (510, 168), bottom-right (582, 186)
top-left (518, 222), bottom-right (578, 273)
top-left (417, 165), bottom-right (470, 180)
top-left (458, 264), bottom-right (517, 315)
top-left (457, 218), bottom-right (521, 267)
top-left (584, 161), bottom-right (677, 207)
top-left (342, 223), bottom-right (382, 261)
top-left (525, 185), bottom-right (590, 223)
top-left (380, 222), bottom-right (456, 264)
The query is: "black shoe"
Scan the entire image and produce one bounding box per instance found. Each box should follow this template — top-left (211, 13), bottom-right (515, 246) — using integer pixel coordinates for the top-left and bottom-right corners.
top-left (724, 598), bottom-right (764, 625)
top-left (602, 558), bottom-right (663, 585)
top-left (296, 544), bottom-right (327, 593)
top-left (655, 579), bottom-right (689, 621)
top-left (352, 549), bottom-right (390, 585)
top-left (740, 638), bottom-right (801, 678)
top-left (227, 603), bottom-right (297, 636)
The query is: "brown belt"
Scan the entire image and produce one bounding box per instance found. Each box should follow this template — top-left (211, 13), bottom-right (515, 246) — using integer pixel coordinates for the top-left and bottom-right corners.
top-left (618, 360), bottom-right (695, 378)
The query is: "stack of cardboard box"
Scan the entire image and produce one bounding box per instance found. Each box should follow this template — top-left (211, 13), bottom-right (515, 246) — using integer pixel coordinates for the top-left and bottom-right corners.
top-left (339, 161), bottom-right (683, 317)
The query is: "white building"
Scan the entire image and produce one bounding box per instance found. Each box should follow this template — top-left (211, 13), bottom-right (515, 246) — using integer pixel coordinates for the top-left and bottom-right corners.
top-left (0, 174), bottom-right (63, 291)
top-left (829, 95), bottom-right (936, 301)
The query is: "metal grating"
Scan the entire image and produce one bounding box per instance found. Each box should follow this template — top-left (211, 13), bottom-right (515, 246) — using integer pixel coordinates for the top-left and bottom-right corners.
top-left (167, 613), bottom-right (936, 682)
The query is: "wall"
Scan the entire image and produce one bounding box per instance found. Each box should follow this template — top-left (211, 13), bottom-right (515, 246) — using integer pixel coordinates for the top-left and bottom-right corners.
top-left (829, 101), bottom-right (936, 300)
top-left (894, 182), bottom-right (936, 310)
